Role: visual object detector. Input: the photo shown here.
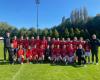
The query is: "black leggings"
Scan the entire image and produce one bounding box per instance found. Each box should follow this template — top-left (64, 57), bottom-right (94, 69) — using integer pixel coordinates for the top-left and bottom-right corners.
top-left (78, 57), bottom-right (86, 65)
top-left (4, 47), bottom-right (11, 61)
top-left (91, 50), bottom-right (98, 63)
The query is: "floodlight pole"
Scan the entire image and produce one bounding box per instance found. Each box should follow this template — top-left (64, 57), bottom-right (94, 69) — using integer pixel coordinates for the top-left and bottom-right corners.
top-left (35, 0), bottom-right (40, 36)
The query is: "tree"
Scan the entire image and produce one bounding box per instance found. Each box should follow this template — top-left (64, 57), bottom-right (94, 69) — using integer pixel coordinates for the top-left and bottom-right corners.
top-left (70, 10), bottom-right (75, 24)
top-left (79, 8), bottom-right (83, 21)
top-left (29, 27), bottom-right (37, 37)
top-left (48, 29), bottom-right (53, 37)
top-left (80, 29), bottom-right (85, 38)
top-left (64, 28), bottom-right (69, 38)
top-left (18, 27), bottom-right (28, 37)
top-left (70, 7), bottom-right (88, 27)
top-left (70, 28), bottom-right (74, 38)
top-left (83, 7), bottom-right (88, 23)
top-left (52, 29), bottom-right (59, 38)
top-left (42, 29), bottom-right (48, 37)
top-left (84, 29), bottom-right (90, 39)
top-left (62, 16), bottom-right (66, 23)
top-left (70, 9), bottom-right (79, 24)
top-left (74, 28), bottom-right (80, 37)
top-left (0, 22), bottom-right (15, 36)
top-left (11, 28), bottom-right (19, 37)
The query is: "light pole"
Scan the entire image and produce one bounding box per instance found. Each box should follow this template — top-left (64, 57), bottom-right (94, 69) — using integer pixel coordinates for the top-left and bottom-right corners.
top-left (35, 0), bottom-right (40, 36)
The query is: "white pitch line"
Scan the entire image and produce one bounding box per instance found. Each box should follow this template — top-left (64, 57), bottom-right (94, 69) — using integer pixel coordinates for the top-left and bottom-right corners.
top-left (12, 65), bottom-right (24, 80)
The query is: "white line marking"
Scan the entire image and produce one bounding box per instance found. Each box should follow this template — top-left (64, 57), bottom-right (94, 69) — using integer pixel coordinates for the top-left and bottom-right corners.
top-left (12, 65), bottom-right (24, 80)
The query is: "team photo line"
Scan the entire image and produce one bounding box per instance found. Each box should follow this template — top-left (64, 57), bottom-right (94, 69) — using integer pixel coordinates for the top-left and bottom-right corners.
top-left (2, 32), bottom-right (100, 67)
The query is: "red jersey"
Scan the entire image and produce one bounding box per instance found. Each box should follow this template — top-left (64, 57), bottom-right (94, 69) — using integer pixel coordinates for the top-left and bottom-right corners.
top-left (24, 39), bottom-right (30, 49)
top-left (55, 48), bottom-right (61, 56)
top-left (51, 48), bottom-right (56, 56)
top-left (84, 43), bottom-right (91, 52)
top-left (61, 48), bottom-right (67, 57)
top-left (54, 40), bottom-right (61, 47)
top-left (26, 49), bottom-right (32, 58)
top-left (37, 48), bottom-right (44, 57)
top-left (18, 39), bottom-right (24, 47)
top-left (32, 48), bottom-right (38, 56)
top-left (72, 41), bottom-right (79, 50)
top-left (67, 47), bottom-right (75, 57)
top-left (41, 40), bottom-right (48, 49)
top-left (30, 39), bottom-right (35, 47)
top-left (51, 40), bottom-right (56, 46)
top-left (60, 41), bottom-right (66, 47)
top-left (79, 41), bottom-right (85, 47)
top-left (35, 39), bottom-right (41, 48)
top-left (17, 49), bottom-right (24, 58)
top-left (12, 39), bottom-right (18, 48)
top-left (65, 41), bottom-right (72, 47)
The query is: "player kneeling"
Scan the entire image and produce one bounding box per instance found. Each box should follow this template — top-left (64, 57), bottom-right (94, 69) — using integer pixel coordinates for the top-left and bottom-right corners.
top-left (17, 45), bottom-right (24, 64)
top-left (45, 45), bottom-right (51, 63)
top-left (9, 43), bottom-right (16, 64)
top-left (84, 40), bottom-right (91, 64)
top-left (61, 45), bottom-right (68, 64)
top-left (32, 45), bottom-right (38, 63)
top-left (26, 46), bottom-right (33, 64)
top-left (54, 45), bottom-right (62, 64)
top-left (76, 44), bottom-right (86, 67)
top-left (67, 44), bottom-right (75, 64)
top-left (38, 45), bottom-right (45, 63)
top-left (51, 44), bottom-right (56, 64)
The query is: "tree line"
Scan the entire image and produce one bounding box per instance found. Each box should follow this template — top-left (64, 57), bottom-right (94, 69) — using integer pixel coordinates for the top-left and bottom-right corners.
top-left (0, 7), bottom-right (100, 39)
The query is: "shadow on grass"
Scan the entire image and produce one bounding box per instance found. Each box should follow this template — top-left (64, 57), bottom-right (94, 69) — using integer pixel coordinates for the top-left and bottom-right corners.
top-left (0, 59), bottom-right (87, 68)
top-left (0, 60), bottom-right (10, 65)
top-left (50, 62), bottom-right (84, 68)
top-left (0, 59), bottom-right (19, 65)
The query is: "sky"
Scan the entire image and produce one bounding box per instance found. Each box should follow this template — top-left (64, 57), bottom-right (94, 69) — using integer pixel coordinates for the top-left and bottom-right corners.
top-left (0, 0), bottom-right (100, 29)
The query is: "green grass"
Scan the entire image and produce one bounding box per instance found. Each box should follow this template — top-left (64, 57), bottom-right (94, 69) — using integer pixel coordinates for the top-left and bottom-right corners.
top-left (0, 42), bottom-right (100, 80)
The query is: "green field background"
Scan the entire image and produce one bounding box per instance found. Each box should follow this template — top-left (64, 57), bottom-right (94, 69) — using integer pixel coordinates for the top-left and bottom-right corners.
top-left (0, 41), bottom-right (100, 80)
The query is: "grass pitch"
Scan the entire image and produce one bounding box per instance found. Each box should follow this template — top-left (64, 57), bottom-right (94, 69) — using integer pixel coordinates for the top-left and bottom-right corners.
top-left (0, 42), bottom-right (100, 80)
